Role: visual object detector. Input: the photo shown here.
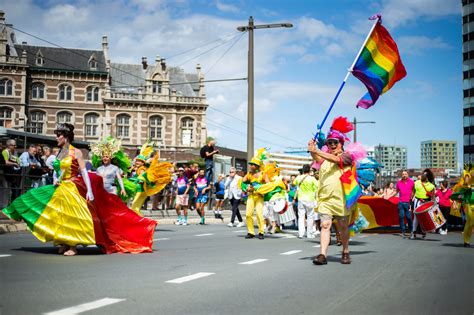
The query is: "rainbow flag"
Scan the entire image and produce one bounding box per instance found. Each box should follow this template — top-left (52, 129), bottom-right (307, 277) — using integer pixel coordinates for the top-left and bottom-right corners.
top-left (352, 21), bottom-right (406, 109)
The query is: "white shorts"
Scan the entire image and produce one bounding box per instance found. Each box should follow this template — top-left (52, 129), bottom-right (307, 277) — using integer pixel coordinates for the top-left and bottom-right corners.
top-left (176, 194), bottom-right (189, 206)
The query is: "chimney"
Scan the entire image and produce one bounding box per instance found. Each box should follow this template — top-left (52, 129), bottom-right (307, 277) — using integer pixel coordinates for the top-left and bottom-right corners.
top-left (0, 11), bottom-right (5, 23)
top-left (142, 56), bottom-right (148, 70)
top-left (155, 54), bottom-right (160, 63)
top-left (102, 35), bottom-right (110, 69)
top-left (160, 58), bottom-right (166, 71)
top-left (22, 41), bottom-right (27, 45)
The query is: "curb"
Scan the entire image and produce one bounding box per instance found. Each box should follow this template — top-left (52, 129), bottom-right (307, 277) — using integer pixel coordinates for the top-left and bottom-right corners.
top-left (0, 222), bottom-right (28, 234)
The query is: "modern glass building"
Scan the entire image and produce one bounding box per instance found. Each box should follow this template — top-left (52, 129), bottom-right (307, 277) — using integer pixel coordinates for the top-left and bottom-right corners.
top-left (463, 0), bottom-right (474, 162)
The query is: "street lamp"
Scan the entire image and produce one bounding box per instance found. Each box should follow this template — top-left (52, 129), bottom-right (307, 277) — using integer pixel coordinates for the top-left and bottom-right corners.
top-left (352, 117), bottom-right (376, 143)
top-left (237, 16), bottom-right (293, 163)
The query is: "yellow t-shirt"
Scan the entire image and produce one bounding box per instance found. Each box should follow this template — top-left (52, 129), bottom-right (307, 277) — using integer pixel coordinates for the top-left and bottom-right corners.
top-left (414, 180), bottom-right (435, 199)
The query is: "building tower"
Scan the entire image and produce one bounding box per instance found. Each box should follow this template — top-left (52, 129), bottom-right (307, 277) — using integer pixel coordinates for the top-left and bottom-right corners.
top-left (463, 0), bottom-right (474, 162)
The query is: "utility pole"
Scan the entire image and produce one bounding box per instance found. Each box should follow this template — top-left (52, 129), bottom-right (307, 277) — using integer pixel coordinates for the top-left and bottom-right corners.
top-left (237, 17), bottom-right (293, 163)
top-left (353, 117), bottom-right (376, 143)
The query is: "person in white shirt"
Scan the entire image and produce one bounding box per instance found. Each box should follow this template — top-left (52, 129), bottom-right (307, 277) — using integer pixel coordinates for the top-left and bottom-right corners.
top-left (19, 144), bottom-right (42, 188)
top-left (225, 167), bottom-right (244, 227)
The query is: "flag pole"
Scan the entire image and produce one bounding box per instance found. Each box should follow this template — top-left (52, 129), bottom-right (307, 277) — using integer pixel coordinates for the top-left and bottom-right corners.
top-left (314, 14), bottom-right (381, 142)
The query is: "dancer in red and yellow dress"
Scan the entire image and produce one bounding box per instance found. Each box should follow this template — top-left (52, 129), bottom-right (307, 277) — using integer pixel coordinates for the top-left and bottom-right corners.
top-left (2, 123), bottom-right (157, 255)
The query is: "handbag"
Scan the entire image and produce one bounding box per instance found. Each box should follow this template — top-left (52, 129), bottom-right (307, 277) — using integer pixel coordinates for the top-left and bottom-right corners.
top-left (421, 181), bottom-right (434, 199)
top-left (339, 158), bottom-right (362, 209)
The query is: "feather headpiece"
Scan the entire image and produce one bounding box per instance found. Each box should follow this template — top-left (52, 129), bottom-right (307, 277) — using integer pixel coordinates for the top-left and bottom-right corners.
top-left (90, 136), bottom-right (131, 172)
top-left (327, 116), bottom-right (353, 145)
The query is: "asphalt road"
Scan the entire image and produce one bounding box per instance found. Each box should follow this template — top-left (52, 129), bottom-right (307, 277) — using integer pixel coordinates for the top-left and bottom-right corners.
top-left (0, 224), bottom-right (473, 315)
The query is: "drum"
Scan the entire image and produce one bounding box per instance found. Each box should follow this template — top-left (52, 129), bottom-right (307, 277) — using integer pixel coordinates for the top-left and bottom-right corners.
top-left (272, 198), bottom-right (288, 214)
top-left (414, 201), bottom-right (446, 233)
top-left (278, 204), bottom-right (296, 224)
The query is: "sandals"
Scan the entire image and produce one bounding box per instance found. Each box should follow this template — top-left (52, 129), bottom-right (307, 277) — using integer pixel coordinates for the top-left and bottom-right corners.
top-left (313, 254), bottom-right (327, 265)
top-left (63, 247), bottom-right (78, 256)
top-left (341, 252), bottom-right (351, 264)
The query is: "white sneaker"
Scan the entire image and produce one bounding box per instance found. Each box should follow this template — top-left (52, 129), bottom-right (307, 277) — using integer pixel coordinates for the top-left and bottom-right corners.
top-left (314, 230), bottom-right (321, 236)
top-left (307, 234), bottom-right (316, 239)
top-left (182, 221), bottom-right (188, 226)
top-left (175, 221), bottom-right (182, 225)
top-left (227, 222), bottom-right (234, 227)
top-left (440, 229), bottom-right (447, 235)
top-left (236, 222), bottom-right (244, 228)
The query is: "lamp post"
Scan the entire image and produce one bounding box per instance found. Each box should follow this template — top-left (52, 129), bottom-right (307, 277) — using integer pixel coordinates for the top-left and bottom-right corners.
top-left (353, 117), bottom-right (376, 143)
top-left (237, 16), bottom-right (293, 163)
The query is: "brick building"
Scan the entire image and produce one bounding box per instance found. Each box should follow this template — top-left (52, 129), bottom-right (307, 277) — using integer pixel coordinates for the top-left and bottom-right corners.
top-left (0, 11), bottom-right (208, 160)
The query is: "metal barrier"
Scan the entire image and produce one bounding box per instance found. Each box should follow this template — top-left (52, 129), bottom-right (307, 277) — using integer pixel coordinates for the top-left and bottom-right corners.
top-left (0, 166), bottom-right (54, 208)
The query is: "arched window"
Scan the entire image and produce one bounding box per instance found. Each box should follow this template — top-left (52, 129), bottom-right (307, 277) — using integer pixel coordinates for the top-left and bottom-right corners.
top-left (29, 111), bottom-right (45, 134)
top-left (0, 107), bottom-right (13, 127)
top-left (0, 79), bottom-right (13, 96)
top-left (181, 117), bottom-right (194, 146)
top-left (32, 82), bottom-right (45, 99)
top-left (116, 114), bottom-right (130, 138)
top-left (149, 115), bottom-right (163, 140)
top-left (152, 81), bottom-right (162, 94)
top-left (58, 84), bottom-right (73, 101)
top-left (57, 111), bottom-right (73, 124)
top-left (85, 113), bottom-right (99, 137)
top-left (86, 86), bottom-right (99, 102)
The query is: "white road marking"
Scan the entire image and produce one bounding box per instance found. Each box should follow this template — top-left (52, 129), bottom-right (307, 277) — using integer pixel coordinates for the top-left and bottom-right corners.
top-left (44, 298), bottom-right (125, 315)
top-left (283, 234), bottom-right (297, 239)
top-left (313, 245), bottom-right (321, 248)
top-left (359, 235), bottom-right (369, 238)
top-left (195, 233), bottom-right (214, 237)
top-left (0, 254), bottom-right (12, 258)
top-left (166, 272), bottom-right (215, 284)
top-left (232, 230), bottom-right (246, 233)
top-left (239, 259), bottom-right (268, 265)
top-left (153, 238), bottom-right (170, 241)
top-left (280, 250), bottom-right (302, 255)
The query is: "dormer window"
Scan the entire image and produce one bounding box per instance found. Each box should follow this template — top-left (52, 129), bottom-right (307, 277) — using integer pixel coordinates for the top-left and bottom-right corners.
top-left (152, 81), bottom-right (162, 94)
top-left (35, 51), bottom-right (43, 66)
top-left (89, 55), bottom-right (98, 70)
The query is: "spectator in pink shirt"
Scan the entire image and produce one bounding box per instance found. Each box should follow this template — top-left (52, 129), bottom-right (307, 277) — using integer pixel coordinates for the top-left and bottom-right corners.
top-left (435, 180), bottom-right (452, 235)
top-left (395, 170), bottom-right (414, 238)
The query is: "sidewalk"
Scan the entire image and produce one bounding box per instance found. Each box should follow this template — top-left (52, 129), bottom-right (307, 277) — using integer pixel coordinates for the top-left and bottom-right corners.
top-left (0, 208), bottom-right (242, 234)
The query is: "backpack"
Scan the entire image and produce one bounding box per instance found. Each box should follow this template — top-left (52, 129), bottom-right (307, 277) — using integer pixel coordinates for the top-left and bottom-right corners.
top-left (200, 146), bottom-right (207, 159)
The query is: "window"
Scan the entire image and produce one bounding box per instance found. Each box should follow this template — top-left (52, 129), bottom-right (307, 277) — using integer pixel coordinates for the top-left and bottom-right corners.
top-left (0, 107), bottom-right (13, 127)
top-left (149, 116), bottom-right (163, 140)
top-left (89, 58), bottom-right (97, 70)
top-left (29, 111), bottom-right (45, 134)
top-left (36, 53), bottom-right (43, 66)
top-left (116, 114), bottom-right (130, 138)
top-left (181, 117), bottom-right (194, 146)
top-left (58, 84), bottom-right (73, 101)
top-left (57, 111), bottom-right (72, 124)
top-left (152, 81), bottom-right (162, 94)
top-left (0, 79), bottom-right (13, 96)
top-left (86, 86), bottom-right (99, 102)
top-left (85, 113), bottom-right (99, 137)
top-left (32, 82), bottom-right (45, 99)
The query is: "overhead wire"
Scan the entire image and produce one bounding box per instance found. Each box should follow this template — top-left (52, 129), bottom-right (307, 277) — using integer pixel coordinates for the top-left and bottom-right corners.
top-left (6, 24), bottom-right (241, 85)
top-left (8, 24), bottom-right (299, 150)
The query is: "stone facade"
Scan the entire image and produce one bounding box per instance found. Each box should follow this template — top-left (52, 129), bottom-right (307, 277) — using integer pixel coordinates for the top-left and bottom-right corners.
top-left (0, 11), bottom-right (208, 160)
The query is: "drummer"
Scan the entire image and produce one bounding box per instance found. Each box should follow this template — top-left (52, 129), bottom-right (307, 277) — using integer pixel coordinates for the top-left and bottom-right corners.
top-left (410, 170), bottom-right (435, 240)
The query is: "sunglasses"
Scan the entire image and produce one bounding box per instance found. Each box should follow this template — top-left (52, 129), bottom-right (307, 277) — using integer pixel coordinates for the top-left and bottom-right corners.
top-left (327, 139), bottom-right (339, 146)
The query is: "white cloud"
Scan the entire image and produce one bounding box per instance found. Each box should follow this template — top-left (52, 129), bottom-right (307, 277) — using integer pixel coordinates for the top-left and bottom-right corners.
top-left (381, 0), bottom-right (460, 28)
top-left (397, 35), bottom-right (451, 55)
top-left (215, 1), bottom-right (240, 14)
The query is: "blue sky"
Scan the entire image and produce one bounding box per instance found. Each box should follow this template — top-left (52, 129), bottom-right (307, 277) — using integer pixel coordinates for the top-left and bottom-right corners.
top-left (2, 0), bottom-right (461, 167)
